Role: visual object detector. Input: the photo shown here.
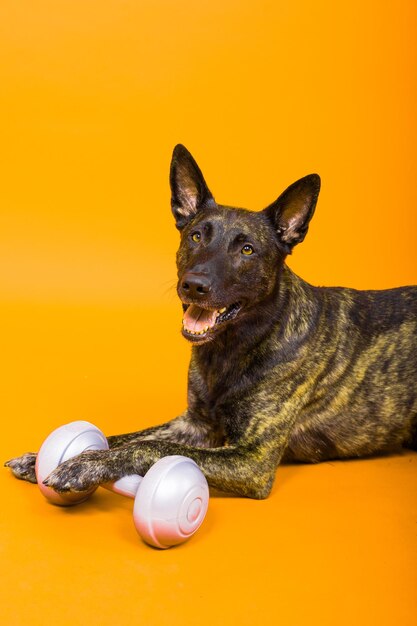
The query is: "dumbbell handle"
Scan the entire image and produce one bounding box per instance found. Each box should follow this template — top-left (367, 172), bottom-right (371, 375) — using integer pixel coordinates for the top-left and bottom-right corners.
top-left (105, 474), bottom-right (143, 498)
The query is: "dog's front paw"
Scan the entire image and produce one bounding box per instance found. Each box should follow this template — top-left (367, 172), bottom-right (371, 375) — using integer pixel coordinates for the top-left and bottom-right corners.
top-left (5, 452), bottom-right (38, 483)
top-left (43, 450), bottom-right (110, 493)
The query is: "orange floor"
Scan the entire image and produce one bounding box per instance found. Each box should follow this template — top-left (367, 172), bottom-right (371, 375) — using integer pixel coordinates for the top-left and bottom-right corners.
top-left (2, 442), bottom-right (416, 625)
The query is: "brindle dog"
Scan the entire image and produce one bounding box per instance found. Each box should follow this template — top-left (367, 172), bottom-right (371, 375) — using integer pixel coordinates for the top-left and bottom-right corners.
top-left (6, 145), bottom-right (417, 499)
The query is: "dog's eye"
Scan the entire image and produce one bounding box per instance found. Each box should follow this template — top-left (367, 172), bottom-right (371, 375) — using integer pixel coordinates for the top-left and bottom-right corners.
top-left (241, 244), bottom-right (254, 255)
top-left (191, 232), bottom-right (201, 243)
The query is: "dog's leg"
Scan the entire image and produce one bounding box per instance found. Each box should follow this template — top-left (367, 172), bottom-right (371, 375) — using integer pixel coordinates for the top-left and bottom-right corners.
top-left (107, 412), bottom-right (220, 449)
top-left (4, 412), bottom-right (218, 484)
top-left (5, 452), bottom-right (38, 483)
top-left (41, 409), bottom-right (298, 500)
top-left (42, 440), bottom-right (279, 499)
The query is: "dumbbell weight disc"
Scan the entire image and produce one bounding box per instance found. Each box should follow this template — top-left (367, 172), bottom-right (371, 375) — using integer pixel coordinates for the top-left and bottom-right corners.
top-left (35, 421), bottom-right (109, 505)
top-left (134, 455), bottom-right (209, 549)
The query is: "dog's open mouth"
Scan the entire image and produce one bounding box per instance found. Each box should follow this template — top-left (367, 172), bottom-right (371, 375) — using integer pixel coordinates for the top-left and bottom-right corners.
top-left (182, 302), bottom-right (242, 341)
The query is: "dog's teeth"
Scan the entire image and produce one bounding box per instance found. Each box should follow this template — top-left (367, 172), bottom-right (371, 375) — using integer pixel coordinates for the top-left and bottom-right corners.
top-left (219, 307), bottom-right (227, 314)
top-left (183, 326), bottom-right (209, 336)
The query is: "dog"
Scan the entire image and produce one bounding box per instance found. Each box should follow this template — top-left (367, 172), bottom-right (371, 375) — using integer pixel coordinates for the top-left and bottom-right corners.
top-left (6, 144), bottom-right (417, 499)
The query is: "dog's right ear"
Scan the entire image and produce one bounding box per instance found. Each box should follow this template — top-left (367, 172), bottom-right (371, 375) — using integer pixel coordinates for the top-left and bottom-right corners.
top-left (170, 145), bottom-right (215, 230)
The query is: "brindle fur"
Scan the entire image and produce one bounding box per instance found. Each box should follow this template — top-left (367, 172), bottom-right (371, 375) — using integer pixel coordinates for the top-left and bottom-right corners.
top-left (5, 145), bottom-right (417, 499)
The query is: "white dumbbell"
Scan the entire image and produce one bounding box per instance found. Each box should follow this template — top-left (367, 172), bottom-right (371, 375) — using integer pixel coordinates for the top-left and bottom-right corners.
top-left (35, 420), bottom-right (209, 549)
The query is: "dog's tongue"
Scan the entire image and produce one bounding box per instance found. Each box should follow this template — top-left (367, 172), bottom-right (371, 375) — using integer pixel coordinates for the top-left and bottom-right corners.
top-left (183, 305), bottom-right (217, 333)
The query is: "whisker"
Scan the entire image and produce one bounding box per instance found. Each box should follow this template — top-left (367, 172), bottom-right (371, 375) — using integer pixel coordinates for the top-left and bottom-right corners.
top-left (160, 280), bottom-right (178, 301)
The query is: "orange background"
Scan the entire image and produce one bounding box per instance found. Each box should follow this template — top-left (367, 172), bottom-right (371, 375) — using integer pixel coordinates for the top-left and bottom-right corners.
top-left (0, 1), bottom-right (416, 625)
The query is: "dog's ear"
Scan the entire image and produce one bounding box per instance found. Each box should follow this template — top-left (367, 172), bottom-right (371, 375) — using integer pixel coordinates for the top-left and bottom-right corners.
top-left (170, 145), bottom-right (215, 230)
top-left (263, 174), bottom-right (321, 253)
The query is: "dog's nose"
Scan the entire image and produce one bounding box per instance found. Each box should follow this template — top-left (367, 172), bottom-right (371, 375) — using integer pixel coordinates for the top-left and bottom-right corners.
top-left (181, 272), bottom-right (211, 299)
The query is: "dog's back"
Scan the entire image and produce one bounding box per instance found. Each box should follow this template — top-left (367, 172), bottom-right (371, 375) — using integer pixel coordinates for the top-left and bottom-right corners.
top-left (276, 270), bottom-right (417, 462)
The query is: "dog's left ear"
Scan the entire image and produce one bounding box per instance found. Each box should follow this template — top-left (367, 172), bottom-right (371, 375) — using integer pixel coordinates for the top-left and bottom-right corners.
top-left (263, 174), bottom-right (321, 253)
top-left (170, 144), bottom-right (215, 230)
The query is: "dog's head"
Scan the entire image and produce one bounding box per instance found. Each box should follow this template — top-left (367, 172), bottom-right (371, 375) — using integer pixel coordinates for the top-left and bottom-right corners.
top-left (170, 144), bottom-right (320, 344)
